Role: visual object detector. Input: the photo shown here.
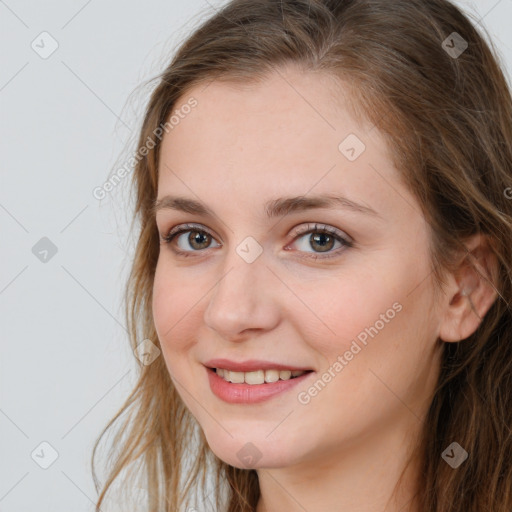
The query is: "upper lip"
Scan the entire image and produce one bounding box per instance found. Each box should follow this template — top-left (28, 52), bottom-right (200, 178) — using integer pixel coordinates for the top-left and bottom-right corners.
top-left (204, 358), bottom-right (314, 373)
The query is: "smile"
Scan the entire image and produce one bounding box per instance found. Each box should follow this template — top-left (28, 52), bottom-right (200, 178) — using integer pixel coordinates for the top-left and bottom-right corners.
top-left (214, 368), bottom-right (309, 384)
top-left (206, 367), bottom-right (315, 404)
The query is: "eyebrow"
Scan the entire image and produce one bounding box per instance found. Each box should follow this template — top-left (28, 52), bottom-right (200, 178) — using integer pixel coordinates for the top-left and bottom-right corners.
top-left (152, 194), bottom-right (380, 219)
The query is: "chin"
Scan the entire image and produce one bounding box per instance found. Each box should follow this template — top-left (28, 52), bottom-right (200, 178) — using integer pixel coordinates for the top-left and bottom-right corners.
top-left (205, 433), bottom-right (301, 470)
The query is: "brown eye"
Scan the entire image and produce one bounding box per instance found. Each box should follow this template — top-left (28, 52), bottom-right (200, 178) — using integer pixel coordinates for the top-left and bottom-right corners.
top-left (288, 223), bottom-right (353, 260)
top-left (308, 232), bottom-right (336, 253)
top-left (161, 223), bottom-right (221, 255)
top-left (186, 230), bottom-right (212, 250)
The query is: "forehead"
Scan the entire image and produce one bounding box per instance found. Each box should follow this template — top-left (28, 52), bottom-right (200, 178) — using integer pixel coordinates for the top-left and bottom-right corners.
top-left (167, 69), bottom-right (369, 138)
top-left (155, 67), bottom-right (408, 222)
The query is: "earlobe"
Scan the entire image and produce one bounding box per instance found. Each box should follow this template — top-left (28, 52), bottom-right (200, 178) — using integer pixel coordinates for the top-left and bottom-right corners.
top-left (438, 234), bottom-right (499, 343)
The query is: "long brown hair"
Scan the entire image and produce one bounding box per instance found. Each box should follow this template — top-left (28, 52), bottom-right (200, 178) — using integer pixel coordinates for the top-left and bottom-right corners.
top-left (92, 1), bottom-right (512, 510)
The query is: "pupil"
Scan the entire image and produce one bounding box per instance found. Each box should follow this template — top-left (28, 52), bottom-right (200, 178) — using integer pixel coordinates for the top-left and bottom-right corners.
top-left (311, 233), bottom-right (333, 252)
top-left (190, 231), bottom-right (209, 249)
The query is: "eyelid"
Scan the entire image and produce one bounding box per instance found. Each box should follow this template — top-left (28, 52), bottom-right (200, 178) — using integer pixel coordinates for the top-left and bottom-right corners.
top-left (162, 222), bottom-right (351, 242)
top-left (160, 222), bottom-right (221, 250)
top-left (166, 222), bottom-right (217, 240)
top-left (288, 222), bottom-right (352, 243)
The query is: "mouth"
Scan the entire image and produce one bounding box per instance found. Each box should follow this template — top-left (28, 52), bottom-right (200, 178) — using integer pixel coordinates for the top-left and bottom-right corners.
top-left (207, 366), bottom-right (314, 385)
top-left (205, 365), bottom-right (316, 404)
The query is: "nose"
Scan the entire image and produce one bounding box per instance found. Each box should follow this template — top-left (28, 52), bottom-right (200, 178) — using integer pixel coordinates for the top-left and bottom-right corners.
top-left (203, 247), bottom-right (281, 340)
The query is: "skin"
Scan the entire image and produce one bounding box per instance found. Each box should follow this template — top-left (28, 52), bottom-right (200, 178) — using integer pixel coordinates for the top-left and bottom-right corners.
top-left (151, 64), bottom-right (497, 512)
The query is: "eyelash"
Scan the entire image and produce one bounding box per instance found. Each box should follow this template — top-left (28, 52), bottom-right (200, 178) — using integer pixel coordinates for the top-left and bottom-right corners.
top-left (159, 222), bottom-right (353, 260)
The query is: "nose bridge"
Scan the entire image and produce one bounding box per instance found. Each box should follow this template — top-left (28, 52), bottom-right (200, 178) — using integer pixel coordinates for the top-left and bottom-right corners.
top-left (203, 239), bottom-right (278, 337)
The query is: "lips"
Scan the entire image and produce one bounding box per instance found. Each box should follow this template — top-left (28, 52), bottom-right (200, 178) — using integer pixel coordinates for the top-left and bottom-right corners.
top-left (206, 365), bottom-right (315, 404)
top-left (203, 358), bottom-right (314, 373)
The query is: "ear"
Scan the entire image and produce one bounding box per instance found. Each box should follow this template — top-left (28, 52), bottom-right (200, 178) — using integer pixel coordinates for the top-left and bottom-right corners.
top-left (438, 233), bottom-right (499, 343)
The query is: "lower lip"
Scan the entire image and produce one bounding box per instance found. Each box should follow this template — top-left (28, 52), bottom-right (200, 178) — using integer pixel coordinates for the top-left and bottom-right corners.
top-left (206, 367), bottom-right (314, 404)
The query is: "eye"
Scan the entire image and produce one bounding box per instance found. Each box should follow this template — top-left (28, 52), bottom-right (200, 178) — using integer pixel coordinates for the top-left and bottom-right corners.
top-left (286, 223), bottom-right (353, 260)
top-left (159, 222), bottom-right (353, 260)
top-left (160, 223), bottom-right (220, 256)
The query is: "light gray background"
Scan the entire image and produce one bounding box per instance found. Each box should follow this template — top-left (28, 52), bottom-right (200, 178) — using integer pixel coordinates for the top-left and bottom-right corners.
top-left (1, 1), bottom-right (511, 510)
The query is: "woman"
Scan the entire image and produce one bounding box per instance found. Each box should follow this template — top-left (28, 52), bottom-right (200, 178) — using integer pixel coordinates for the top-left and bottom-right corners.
top-left (92, 1), bottom-right (512, 510)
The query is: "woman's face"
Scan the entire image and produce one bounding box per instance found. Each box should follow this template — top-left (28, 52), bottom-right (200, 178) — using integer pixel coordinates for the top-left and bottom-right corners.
top-left (152, 66), bottom-right (444, 470)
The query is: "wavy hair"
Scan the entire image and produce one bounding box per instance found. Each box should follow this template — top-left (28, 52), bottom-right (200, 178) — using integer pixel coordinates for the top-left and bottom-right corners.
top-left (92, 1), bottom-right (512, 510)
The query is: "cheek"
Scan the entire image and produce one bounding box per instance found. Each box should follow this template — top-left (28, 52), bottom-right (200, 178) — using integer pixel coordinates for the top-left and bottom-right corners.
top-left (152, 261), bottom-right (197, 354)
top-left (297, 253), bottom-right (434, 377)
top-left (292, 269), bottom-right (402, 359)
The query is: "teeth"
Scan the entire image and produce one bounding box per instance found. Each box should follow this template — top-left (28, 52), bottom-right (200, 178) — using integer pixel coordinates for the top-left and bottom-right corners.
top-left (264, 369), bottom-right (280, 383)
top-left (245, 370), bottom-right (264, 385)
top-left (229, 370), bottom-right (245, 384)
top-left (215, 368), bottom-right (308, 384)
